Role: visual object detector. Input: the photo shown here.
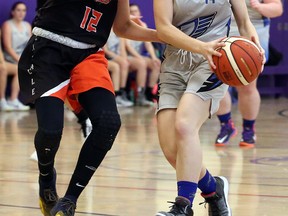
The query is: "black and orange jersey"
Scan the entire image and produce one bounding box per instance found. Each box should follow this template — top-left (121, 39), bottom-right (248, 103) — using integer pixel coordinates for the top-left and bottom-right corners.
top-left (33, 0), bottom-right (118, 47)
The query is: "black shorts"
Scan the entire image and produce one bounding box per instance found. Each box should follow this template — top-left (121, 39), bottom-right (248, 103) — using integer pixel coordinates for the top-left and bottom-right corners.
top-left (18, 35), bottom-right (114, 110)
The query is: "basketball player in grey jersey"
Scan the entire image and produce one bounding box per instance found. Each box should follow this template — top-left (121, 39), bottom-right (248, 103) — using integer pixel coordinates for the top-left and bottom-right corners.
top-left (154, 0), bottom-right (265, 216)
top-left (215, 0), bottom-right (283, 148)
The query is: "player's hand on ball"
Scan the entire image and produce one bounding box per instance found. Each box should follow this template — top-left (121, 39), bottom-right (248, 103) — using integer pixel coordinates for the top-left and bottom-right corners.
top-left (202, 38), bottom-right (226, 70)
top-left (251, 36), bottom-right (265, 72)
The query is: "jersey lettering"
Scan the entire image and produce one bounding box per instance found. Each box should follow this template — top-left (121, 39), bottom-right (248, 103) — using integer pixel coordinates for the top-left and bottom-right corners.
top-left (80, 6), bottom-right (103, 33)
top-left (205, 0), bottom-right (216, 3)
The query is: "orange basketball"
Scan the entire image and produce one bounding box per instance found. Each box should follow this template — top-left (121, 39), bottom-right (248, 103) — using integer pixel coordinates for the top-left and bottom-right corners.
top-left (213, 36), bottom-right (263, 87)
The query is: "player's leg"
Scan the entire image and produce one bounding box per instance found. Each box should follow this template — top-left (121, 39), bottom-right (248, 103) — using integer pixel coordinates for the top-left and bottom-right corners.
top-left (50, 88), bottom-right (121, 216)
top-left (35, 96), bottom-right (64, 216)
top-left (215, 91), bottom-right (237, 146)
top-left (157, 94), bottom-right (216, 215)
top-left (236, 79), bottom-right (260, 147)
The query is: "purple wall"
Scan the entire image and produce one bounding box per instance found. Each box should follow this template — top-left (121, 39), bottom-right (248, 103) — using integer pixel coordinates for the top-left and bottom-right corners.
top-left (129, 0), bottom-right (155, 28)
top-left (1, 0), bottom-right (285, 63)
top-left (0, 0), bottom-right (36, 25)
top-left (0, 1), bottom-right (155, 28)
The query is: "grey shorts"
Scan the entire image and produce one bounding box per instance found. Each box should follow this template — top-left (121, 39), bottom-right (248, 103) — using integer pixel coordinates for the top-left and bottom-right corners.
top-left (156, 46), bottom-right (229, 116)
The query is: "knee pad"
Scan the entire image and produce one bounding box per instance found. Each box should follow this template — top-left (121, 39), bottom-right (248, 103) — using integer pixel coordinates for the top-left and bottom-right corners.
top-left (89, 110), bottom-right (121, 151)
top-left (34, 128), bottom-right (62, 164)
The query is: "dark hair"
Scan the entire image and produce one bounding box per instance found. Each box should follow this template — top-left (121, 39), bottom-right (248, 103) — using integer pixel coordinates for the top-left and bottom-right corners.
top-left (129, 3), bottom-right (139, 7)
top-left (10, 1), bottom-right (27, 18)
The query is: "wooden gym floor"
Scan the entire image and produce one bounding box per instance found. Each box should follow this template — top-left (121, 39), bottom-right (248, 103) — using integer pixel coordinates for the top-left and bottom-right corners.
top-left (0, 97), bottom-right (287, 216)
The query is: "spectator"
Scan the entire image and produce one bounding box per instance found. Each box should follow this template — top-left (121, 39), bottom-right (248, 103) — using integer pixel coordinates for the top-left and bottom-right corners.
top-left (1, 1), bottom-right (31, 110)
top-left (106, 30), bottom-right (153, 106)
top-left (214, 0), bottom-right (283, 148)
top-left (104, 31), bottom-right (133, 107)
top-left (129, 3), bottom-right (161, 103)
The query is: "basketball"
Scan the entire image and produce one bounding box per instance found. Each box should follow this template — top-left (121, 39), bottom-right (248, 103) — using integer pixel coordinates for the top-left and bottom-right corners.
top-left (213, 36), bottom-right (263, 87)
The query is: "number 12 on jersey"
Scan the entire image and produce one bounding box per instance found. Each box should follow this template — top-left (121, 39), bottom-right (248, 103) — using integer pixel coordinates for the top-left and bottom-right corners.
top-left (80, 6), bottom-right (103, 33)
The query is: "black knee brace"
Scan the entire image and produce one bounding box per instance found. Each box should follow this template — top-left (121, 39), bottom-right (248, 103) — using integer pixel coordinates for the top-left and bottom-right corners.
top-left (34, 128), bottom-right (62, 165)
top-left (89, 110), bottom-right (121, 151)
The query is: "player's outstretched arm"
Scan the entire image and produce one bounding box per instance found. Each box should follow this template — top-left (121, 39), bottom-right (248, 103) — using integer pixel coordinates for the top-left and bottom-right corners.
top-left (231, 0), bottom-right (265, 65)
top-left (113, 0), bottom-right (159, 43)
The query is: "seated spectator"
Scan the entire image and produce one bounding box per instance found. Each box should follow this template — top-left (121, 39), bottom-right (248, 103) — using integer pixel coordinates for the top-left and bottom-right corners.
top-left (107, 59), bottom-right (133, 107)
top-left (0, 32), bottom-right (28, 111)
top-left (105, 31), bottom-right (134, 107)
top-left (129, 3), bottom-right (160, 103)
top-left (126, 39), bottom-right (160, 102)
top-left (107, 31), bottom-right (154, 106)
top-left (1, 1), bottom-right (31, 110)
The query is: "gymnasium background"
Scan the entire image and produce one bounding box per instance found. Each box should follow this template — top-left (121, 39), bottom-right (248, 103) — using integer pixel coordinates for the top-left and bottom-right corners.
top-left (0, 0), bottom-right (287, 95)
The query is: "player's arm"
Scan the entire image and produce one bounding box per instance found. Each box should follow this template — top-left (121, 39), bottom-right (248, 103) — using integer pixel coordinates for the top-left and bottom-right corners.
top-left (250, 0), bottom-right (283, 18)
top-left (231, 0), bottom-right (265, 64)
top-left (113, 0), bottom-right (159, 43)
top-left (154, 0), bottom-right (224, 69)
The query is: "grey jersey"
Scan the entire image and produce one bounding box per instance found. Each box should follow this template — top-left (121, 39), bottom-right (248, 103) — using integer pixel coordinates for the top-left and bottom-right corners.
top-left (163, 0), bottom-right (232, 69)
top-left (106, 31), bottom-right (120, 55)
top-left (4, 20), bottom-right (30, 63)
top-left (129, 40), bottom-right (144, 54)
top-left (230, 0), bottom-right (269, 36)
top-left (172, 0), bottom-right (232, 43)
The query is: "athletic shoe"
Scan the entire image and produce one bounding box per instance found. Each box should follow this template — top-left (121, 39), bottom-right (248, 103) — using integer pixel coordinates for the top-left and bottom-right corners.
top-left (50, 197), bottom-right (76, 216)
top-left (201, 176), bottom-right (231, 216)
top-left (116, 95), bottom-right (134, 107)
top-left (80, 118), bottom-right (92, 138)
top-left (136, 94), bottom-right (154, 106)
top-left (215, 120), bottom-right (237, 147)
top-left (39, 169), bottom-right (58, 216)
top-left (239, 127), bottom-right (256, 148)
top-left (156, 196), bottom-right (194, 216)
top-left (0, 98), bottom-right (14, 111)
top-left (7, 98), bottom-right (30, 111)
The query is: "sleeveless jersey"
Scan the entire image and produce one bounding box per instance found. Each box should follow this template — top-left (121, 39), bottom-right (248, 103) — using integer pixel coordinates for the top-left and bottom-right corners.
top-left (106, 31), bottom-right (121, 55)
top-left (230, 0), bottom-right (269, 35)
top-left (4, 20), bottom-right (30, 63)
top-left (129, 40), bottom-right (144, 54)
top-left (33, 0), bottom-right (118, 47)
top-left (172, 0), bottom-right (232, 43)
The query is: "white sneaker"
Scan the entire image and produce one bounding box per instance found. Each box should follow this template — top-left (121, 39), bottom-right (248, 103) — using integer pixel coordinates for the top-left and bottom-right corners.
top-left (7, 99), bottom-right (30, 111)
top-left (0, 98), bottom-right (14, 111)
top-left (116, 95), bottom-right (134, 107)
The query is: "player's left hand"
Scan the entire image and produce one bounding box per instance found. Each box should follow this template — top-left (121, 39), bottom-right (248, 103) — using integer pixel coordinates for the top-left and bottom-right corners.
top-left (251, 36), bottom-right (265, 72)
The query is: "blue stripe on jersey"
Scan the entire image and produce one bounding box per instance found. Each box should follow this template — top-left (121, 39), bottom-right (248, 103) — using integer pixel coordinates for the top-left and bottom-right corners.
top-left (226, 17), bottom-right (231, 37)
top-left (263, 16), bottom-right (270, 27)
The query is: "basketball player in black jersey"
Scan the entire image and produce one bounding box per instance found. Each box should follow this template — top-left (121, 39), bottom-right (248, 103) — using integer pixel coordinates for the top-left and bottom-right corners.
top-left (18, 1), bottom-right (159, 216)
